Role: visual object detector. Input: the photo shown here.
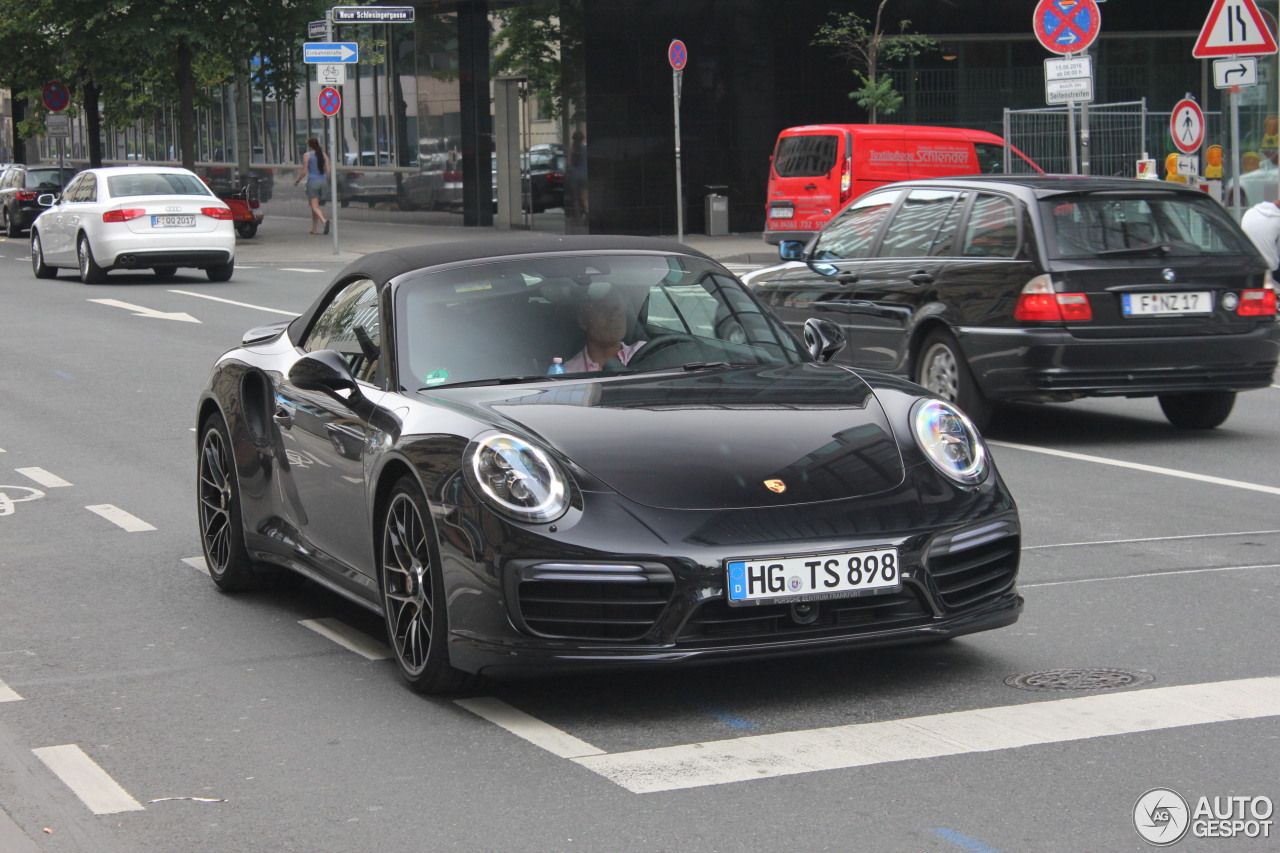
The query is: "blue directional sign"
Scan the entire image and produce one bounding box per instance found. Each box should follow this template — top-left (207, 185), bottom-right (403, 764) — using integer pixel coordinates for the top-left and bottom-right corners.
top-left (302, 42), bottom-right (359, 64)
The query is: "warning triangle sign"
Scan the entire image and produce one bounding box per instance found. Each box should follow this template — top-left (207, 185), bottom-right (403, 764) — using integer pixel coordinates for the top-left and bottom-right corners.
top-left (1193, 0), bottom-right (1278, 57)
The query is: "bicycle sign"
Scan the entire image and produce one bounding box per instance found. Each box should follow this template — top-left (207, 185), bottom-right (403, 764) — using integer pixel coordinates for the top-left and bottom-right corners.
top-left (0, 484), bottom-right (46, 517)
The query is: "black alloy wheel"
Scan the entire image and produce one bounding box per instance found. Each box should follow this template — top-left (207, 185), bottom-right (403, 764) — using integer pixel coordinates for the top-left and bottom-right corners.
top-left (379, 477), bottom-right (477, 694)
top-left (31, 231), bottom-right (56, 279)
top-left (1158, 391), bottom-right (1236, 429)
top-left (915, 329), bottom-right (993, 430)
top-left (198, 415), bottom-right (259, 590)
top-left (77, 234), bottom-right (107, 284)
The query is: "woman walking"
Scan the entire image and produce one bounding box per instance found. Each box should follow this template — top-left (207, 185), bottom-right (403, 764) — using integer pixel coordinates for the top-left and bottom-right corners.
top-left (294, 137), bottom-right (330, 234)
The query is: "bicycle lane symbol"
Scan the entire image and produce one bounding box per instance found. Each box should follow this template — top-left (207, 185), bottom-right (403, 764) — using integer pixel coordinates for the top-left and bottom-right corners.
top-left (0, 485), bottom-right (46, 517)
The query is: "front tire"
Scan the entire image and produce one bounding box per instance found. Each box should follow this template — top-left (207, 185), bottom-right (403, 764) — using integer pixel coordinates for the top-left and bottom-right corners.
top-left (31, 231), bottom-right (56, 279)
top-left (206, 259), bottom-right (234, 282)
top-left (915, 330), bottom-right (993, 430)
top-left (77, 234), bottom-right (107, 284)
top-left (4, 207), bottom-right (19, 238)
top-left (198, 414), bottom-right (259, 591)
top-left (379, 477), bottom-right (477, 694)
top-left (1159, 391), bottom-right (1236, 429)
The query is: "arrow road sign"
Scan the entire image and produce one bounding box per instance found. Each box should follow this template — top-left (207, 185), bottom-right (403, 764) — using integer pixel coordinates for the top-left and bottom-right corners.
top-left (87, 299), bottom-right (201, 323)
top-left (1170, 98), bottom-right (1206, 154)
top-left (1193, 0), bottom-right (1278, 57)
top-left (1213, 57), bottom-right (1259, 88)
top-left (302, 42), bottom-right (358, 64)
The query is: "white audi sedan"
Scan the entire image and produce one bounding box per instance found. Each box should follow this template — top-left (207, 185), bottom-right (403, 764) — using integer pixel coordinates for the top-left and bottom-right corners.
top-left (30, 166), bottom-right (235, 283)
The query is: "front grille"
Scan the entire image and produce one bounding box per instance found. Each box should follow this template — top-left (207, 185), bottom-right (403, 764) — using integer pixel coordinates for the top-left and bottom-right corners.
top-left (676, 586), bottom-right (931, 645)
top-left (929, 525), bottom-right (1019, 610)
top-left (511, 562), bottom-right (676, 641)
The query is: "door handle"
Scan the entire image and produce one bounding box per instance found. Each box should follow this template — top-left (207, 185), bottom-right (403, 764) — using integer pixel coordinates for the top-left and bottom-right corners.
top-left (272, 407), bottom-right (293, 429)
top-left (908, 272), bottom-right (934, 284)
top-left (803, 183), bottom-right (818, 191)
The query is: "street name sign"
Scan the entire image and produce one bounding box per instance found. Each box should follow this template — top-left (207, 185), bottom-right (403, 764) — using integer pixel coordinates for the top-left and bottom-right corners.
top-left (302, 42), bottom-right (358, 64)
top-left (1170, 98), bottom-right (1206, 154)
top-left (331, 6), bottom-right (415, 24)
top-left (1033, 0), bottom-right (1102, 55)
top-left (1193, 0), bottom-right (1277, 57)
top-left (1213, 57), bottom-right (1259, 88)
top-left (308, 19), bottom-right (327, 39)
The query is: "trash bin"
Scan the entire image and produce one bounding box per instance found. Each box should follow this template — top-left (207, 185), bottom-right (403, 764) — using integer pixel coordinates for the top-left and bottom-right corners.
top-left (705, 185), bottom-right (728, 236)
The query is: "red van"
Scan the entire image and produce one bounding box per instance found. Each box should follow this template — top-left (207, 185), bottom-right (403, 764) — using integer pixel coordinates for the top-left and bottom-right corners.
top-left (763, 124), bottom-right (1041, 244)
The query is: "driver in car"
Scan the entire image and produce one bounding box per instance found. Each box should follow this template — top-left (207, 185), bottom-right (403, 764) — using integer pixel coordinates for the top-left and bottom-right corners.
top-left (561, 287), bottom-right (647, 371)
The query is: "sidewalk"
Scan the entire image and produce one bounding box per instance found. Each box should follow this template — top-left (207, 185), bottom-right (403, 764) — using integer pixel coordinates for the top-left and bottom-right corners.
top-left (234, 214), bottom-right (779, 267)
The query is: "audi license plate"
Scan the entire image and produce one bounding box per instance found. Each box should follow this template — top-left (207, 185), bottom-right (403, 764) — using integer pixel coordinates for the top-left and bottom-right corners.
top-left (726, 547), bottom-right (900, 606)
top-left (1122, 291), bottom-right (1212, 316)
top-left (152, 215), bottom-right (195, 228)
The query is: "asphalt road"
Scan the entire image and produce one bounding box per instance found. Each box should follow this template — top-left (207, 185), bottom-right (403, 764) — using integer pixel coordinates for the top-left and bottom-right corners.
top-left (0, 245), bottom-right (1277, 853)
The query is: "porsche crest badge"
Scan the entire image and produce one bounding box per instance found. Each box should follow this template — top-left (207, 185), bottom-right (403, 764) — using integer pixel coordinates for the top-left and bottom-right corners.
top-left (764, 479), bottom-right (786, 494)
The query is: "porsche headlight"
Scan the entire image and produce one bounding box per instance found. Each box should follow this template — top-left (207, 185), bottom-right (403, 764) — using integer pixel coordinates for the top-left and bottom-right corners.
top-left (911, 399), bottom-right (988, 485)
top-left (465, 432), bottom-right (569, 522)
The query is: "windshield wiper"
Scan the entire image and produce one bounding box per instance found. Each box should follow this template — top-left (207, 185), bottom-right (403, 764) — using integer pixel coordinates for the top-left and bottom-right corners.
top-left (1094, 242), bottom-right (1172, 257)
top-left (419, 375), bottom-right (550, 390)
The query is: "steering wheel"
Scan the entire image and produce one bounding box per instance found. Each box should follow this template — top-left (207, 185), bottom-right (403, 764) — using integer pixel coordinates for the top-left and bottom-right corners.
top-left (628, 333), bottom-right (702, 366)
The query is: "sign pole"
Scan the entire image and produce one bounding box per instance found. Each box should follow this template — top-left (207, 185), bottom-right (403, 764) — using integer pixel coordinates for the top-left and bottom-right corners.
top-left (673, 67), bottom-right (683, 242)
top-left (1230, 80), bottom-right (1241, 219)
top-left (1067, 102), bottom-right (1078, 174)
top-left (327, 11), bottom-right (339, 254)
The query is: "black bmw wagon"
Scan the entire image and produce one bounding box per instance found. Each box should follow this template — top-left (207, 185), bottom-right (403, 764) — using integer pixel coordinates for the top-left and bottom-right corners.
top-left (746, 175), bottom-right (1279, 429)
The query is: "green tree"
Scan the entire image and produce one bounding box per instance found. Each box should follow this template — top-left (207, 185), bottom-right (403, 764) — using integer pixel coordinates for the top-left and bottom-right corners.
top-left (813, 2), bottom-right (937, 123)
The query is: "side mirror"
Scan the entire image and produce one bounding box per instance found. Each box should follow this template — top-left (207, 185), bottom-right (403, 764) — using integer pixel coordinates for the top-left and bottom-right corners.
top-left (37, 193), bottom-right (57, 207)
top-left (803, 318), bottom-right (846, 363)
top-left (779, 240), bottom-right (805, 261)
top-left (289, 350), bottom-right (359, 396)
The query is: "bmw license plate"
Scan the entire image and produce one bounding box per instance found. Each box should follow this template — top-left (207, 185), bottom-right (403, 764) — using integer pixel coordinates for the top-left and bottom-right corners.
top-left (1122, 291), bottom-right (1212, 316)
top-left (726, 547), bottom-right (900, 606)
top-left (152, 215), bottom-right (195, 227)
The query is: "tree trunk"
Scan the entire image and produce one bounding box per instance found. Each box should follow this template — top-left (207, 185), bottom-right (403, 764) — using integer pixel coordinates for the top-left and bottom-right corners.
top-left (177, 38), bottom-right (197, 170)
top-left (83, 81), bottom-right (103, 167)
top-left (12, 96), bottom-right (26, 164)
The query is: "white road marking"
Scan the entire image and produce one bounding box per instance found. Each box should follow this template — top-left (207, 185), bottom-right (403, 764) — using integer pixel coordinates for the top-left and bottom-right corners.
top-left (456, 676), bottom-right (1280, 794)
top-left (32, 744), bottom-right (145, 814)
top-left (84, 504), bottom-right (155, 532)
top-left (299, 618), bottom-right (391, 660)
top-left (989, 440), bottom-right (1280, 496)
top-left (181, 556), bottom-right (210, 576)
top-left (15, 467), bottom-right (71, 488)
top-left (87, 298), bottom-right (200, 324)
top-left (0, 678), bottom-right (22, 702)
top-left (169, 289), bottom-right (299, 317)
top-left (280, 267), bottom-right (324, 273)
top-left (1021, 562), bottom-right (1279, 588)
top-left (1024, 529), bottom-right (1280, 550)
top-left (455, 697), bottom-right (606, 759)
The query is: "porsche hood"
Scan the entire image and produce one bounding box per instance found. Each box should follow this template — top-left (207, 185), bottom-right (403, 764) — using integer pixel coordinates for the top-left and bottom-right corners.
top-left (479, 363), bottom-right (907, 511)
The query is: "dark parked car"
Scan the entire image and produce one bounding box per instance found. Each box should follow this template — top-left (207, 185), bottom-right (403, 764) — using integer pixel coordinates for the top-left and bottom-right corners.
top-left (747, 175), bottom-right (1280, 429)
top-left (0, 165), bottom-right (78, 236)
top-left (196, 236), bottom-right (1022, 693)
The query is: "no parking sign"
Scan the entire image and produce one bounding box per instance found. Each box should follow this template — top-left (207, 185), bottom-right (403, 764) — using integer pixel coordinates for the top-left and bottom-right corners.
top-left (317, 86), bottom-right (342, 117)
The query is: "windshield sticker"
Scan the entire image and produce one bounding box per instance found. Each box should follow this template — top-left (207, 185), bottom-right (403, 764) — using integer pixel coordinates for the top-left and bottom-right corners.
top-left (456, 282), bottom-right (492, 293)
top-left (423, 368), bottom-right (450, 386)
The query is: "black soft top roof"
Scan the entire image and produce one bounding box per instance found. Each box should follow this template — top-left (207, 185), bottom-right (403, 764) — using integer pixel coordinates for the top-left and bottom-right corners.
top-left (289, 235), bottom-right (713, 343)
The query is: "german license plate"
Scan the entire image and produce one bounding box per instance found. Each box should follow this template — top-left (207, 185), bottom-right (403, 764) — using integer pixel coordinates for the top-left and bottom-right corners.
top-left (769, 206), bottom-right (794, 219)
top-left (726, 547), bottom-right (900, 606)
top-left (1122, 291), bottom-right (1212, 316)
top-left (152, 215), bottom-right (195, 227)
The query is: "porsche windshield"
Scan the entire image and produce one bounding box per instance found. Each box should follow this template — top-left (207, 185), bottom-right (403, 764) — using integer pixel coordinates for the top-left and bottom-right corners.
top-left (396, 253), bottom-right (808, 389)
top-left (1042, 193), bottom-right (1254, 259)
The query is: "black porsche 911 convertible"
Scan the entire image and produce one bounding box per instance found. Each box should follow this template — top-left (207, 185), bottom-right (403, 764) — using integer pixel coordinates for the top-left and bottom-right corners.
top-left (196, 236), bottom-right (1021, 693)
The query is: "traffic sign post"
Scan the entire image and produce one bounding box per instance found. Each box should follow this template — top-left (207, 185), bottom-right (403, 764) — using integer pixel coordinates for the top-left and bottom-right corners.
top-left (669, 40), bottom-right (687, 242)
top-left (1033, 0), bottom-right (1101, 175)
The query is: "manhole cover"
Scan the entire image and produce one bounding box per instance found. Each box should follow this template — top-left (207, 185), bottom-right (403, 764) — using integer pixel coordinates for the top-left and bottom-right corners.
top-left (1005, 668), bottom-right (1153, 692)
